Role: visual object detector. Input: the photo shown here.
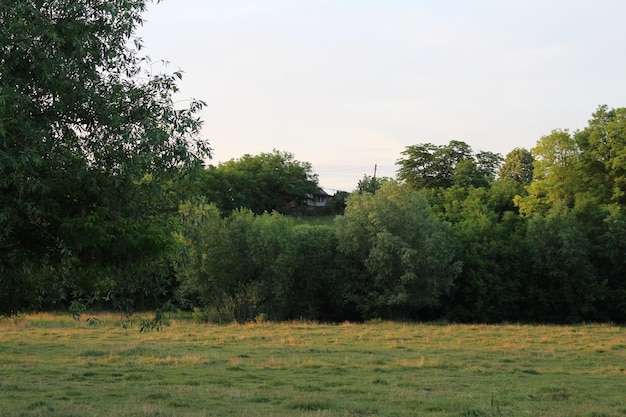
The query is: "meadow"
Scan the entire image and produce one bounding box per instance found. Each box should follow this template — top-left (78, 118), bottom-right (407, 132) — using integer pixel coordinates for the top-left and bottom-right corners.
top-left (0, 313), bottom-right (624, 417)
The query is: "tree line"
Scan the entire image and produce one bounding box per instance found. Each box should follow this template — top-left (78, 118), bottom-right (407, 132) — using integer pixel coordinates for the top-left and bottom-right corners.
top-left (175, 109), bottom-right (626, 324)
top-left (2, 1), bottom-right (624, 323)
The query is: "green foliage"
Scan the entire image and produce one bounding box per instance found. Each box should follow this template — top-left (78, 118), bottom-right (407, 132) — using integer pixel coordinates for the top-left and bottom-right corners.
top-left (286, 224), bottom-right (348, 320)
top-left (0, 0), bottom-right (210, 315)
top-left (335, 182), bottom-right (462, 319)
top-left (3, 17), bottom-right (624, 332)
top-left (397, 140), bottom-right (502, 190)
top-left (439, 186), bottom-right (528, 323)
top-left (321, 191), bottom-right (349, 215)
top-left (176, 202), bottom-right (345, 321)
top-left (499, 147), bottom-right (534, 184)
top-left (356, 174), bottom-right (391, 194)
top-left (516, 129), bottom-right (581, 215)
top-left (517, 107), bottom-right (626, 216)
top-left (576, 105), bottom-right (626, 205)
top-left (599, 209), bottom-right (626, 321)
top-left (497, 106), bottom-right (626, 322)
top-left (175, 201), bottom-right (241, 315)
top-left (139, 309), bottom-right (169, 333)
top-left (523, 211), bottom-right (605, 322)
top-left (193, 150), bottom-right (318, 215)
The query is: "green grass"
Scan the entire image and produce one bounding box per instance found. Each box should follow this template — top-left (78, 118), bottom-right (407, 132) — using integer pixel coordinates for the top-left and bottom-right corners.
top-left (1, 313), bottom-right (625, 416)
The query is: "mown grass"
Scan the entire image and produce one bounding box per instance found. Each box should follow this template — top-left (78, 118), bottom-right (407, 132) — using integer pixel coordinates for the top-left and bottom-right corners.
top-left (1, 313), bottom-right (625, 416)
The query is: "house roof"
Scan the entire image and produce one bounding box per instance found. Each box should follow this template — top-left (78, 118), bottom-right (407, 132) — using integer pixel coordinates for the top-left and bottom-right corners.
top-left (314, 187), bottom-right (330, 197)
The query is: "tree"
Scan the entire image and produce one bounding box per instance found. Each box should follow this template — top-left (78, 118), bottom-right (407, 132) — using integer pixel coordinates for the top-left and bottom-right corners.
top-left (0, 0), bottom-right (210, 315)
top-left (197, 150), bottom-right (318, 215)
top-left (335, 182), bottom-right (462, 319)
top-left (397, 141), bottom-right (502, 190)
top-left (576, 105), bottom-right (626, 206)
top-left (515, 106), bottom-right (626, 218)
top-left (516, 130), bottom-right (581, 216)
top-left (475, 150), bottom-right (505, 182)
top-left (396, 143), bottom-right (454, 190)
top-left (356, 174), bottom-right (391, 194)
top-left (499, 148), bottom-right (534, 184)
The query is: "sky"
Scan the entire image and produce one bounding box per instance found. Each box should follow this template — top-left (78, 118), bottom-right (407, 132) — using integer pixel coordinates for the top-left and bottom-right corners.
top-left (137, 0), bottom-right (626, 192)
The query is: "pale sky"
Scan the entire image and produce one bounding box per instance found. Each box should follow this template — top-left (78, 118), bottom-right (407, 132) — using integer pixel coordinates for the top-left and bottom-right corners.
top-left (137, 0), bottom-right (626, 192)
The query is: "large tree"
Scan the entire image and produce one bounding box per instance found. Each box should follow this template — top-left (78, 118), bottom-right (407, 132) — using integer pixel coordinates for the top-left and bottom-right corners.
top-left (397, 140), bottom-right (502, 190)
top-left (0, 0), bottom-right (210, 315)
top-left (515, 129), bottom-right (581, 216)
top-left (576, 105), bottom-right (626, 206)
top-left (516, 106), bottom-right (626, 217)
top-left (499, 148), bottom-right (534, 184)
top-left (195, 150), bottom-right (318, 215)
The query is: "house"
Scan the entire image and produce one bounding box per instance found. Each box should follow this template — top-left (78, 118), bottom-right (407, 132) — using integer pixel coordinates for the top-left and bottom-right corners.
top-left (307, 187), bottom-right (330, 210)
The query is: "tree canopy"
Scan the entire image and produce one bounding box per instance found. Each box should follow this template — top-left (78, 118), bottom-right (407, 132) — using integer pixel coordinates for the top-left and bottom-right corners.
top-left (397, 140), bottom-right (503, 190)
top-left (193, 150), bottom-right (319, 216)
top-left (0, 0), bottom-right (210, 315)
top-left (499, 148), bottom-right (534, 184)
top-left (356, 174), bottom-right (392, 194)
top-left (335, 182), bottom-right (462, 319)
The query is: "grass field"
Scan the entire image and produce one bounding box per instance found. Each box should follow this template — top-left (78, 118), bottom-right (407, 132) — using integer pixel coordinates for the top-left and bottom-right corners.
top-left (0, 313), bottom-right (625, 417)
